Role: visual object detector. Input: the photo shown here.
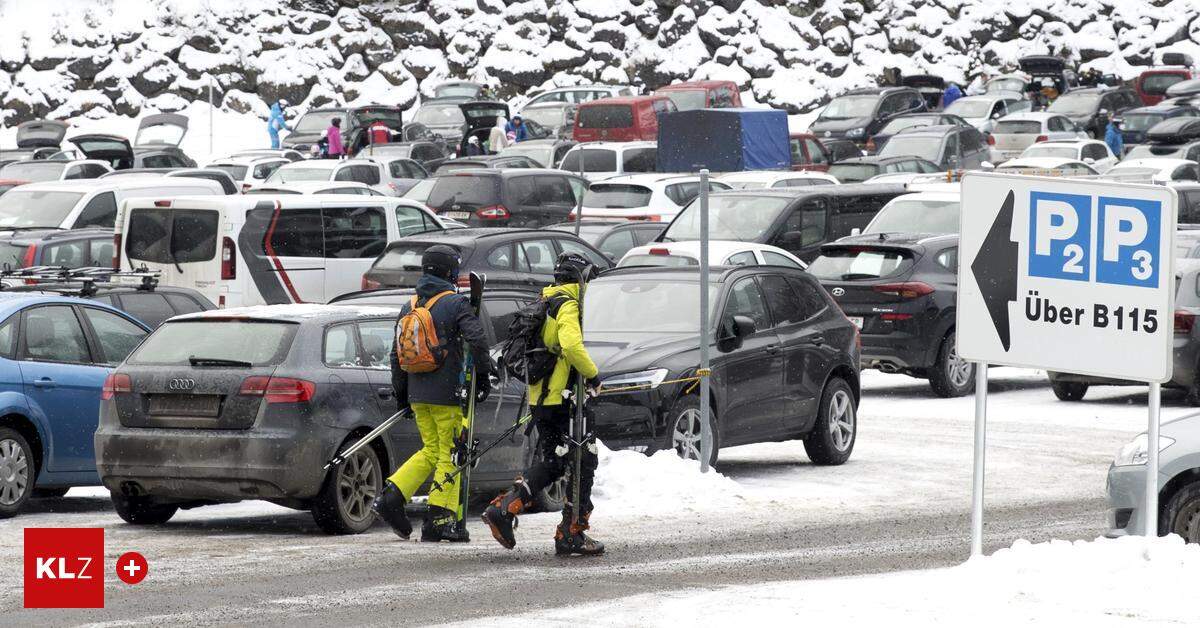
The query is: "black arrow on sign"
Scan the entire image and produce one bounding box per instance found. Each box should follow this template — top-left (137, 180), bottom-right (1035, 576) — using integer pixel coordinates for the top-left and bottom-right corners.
top-left (970, 190), bottom-right (1018, 351)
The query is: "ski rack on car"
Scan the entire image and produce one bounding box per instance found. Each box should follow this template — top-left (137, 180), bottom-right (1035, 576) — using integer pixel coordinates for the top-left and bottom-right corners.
top-left (0, 266), bottom-right (161, 296)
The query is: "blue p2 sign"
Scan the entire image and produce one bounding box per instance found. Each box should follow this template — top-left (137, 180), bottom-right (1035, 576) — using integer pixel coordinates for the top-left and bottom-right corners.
top-left (1028, 191), bottom-right (1162, 288)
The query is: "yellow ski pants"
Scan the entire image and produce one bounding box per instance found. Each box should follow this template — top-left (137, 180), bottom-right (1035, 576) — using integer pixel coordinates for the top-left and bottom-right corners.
top-left (386, 403), bottom-right (463, 512)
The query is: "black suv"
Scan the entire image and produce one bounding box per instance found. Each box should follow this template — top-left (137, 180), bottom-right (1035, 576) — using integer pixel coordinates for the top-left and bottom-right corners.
top-left (827, 155), bottom-right (941, 183)
top-left (586, 265), bottom-right (860, 466)
top-left (809, 87), bottom-right (926, 144)
top-left (1048, 86), bottom-right (1141, 138)
top-left (425, 169), bottom-right (588, 228)
top-left (808, 233), bottom-right (970, 397)
top-left (362, 227), bottom-right (611, 292)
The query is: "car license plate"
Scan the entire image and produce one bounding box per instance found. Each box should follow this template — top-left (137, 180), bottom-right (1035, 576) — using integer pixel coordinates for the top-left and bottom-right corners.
top-left (148, 394), bottom-right (220, 417)
top-left (848, 316), bottom-right (864, 328)
top-left (446, 211), bottom-right (472, 220)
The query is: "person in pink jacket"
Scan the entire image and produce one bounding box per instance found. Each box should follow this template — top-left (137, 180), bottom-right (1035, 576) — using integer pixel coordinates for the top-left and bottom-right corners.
top-left (326, 118), bottom-right (345, 158)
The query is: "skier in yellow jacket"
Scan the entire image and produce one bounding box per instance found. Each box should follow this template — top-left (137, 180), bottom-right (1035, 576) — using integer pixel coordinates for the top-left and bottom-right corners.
top-left (481, 252), bottom-right (605, 556)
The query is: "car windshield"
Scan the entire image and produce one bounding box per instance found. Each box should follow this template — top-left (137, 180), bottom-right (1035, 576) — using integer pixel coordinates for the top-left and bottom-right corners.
top-left (292, 111), bottom-right (342, 134)
top-left (560, 149), bottom-right (617, 172)
top-left (584, 184), bottom-right (653, 208)
top-left (128, 320), bottom-right (297, 366)
top-left (879, 116), bottom-right (940, 134)
top-left (663, 195), bottom-right (790, 242)
top-left (865, 199), bottom-right (960, 235)
top-left (827, 163), bottom-right (879, 183)
top-left (0, 242), bottom-right (28, 268)
top-left (414, 105), bottom-right (466, 126)
top-left (1022, 146), bottom-right (1079, 159)
top-left (661, 89), bottom-right (707, 111)
top-left (808, 247), bottom-right (915, 281)
top-left (0, 190), bottom-right (83, 228)
top-left (818, 95), bottom-right (878, 119)
top-left (426, 175), bottom-right (501, 211)
top-left (376, 243), bottom-right (435, 270)
top-left (499, 145), bottom-right (554, 167)
top-left (944, 99), bottom-right (992, 118)
top-left (0, 162), bottom-right (67, 181)
top-left (878, 136), bottom-right (943, 161)
top-left (1121, 113), bottom-right (1167, 132)
top-left (1049, 93), bottom-right (1102, 116)
top-left (208, 164), bottom-right (249, 180)
top-left (987, 78), bottom-right (1025, 93)
top-left (434, 84), bottom-right (479, 98)
top-left (994, 120), bottom-right (1042, 134)
top-left (266, 166), bottom-right (335, 183)
top-left (520, 107), bottom-right (565, 128)
top-left (577, 105), bottom-right (634, 129)
top-left (584, 279), bottom-right (716, 333)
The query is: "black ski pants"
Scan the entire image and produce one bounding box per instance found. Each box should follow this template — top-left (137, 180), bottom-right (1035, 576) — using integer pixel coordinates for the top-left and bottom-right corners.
top-left (524, 403), bottom-right (597, 517)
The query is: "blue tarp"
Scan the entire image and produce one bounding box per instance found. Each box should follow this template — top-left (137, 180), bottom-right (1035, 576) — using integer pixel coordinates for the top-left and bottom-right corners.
top-left (656, 108), bottom-right (791, 172)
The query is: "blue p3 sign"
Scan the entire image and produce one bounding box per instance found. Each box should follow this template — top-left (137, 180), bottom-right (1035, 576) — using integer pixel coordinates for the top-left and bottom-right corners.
top-left (1028, 191), bottom-right (1162, 288)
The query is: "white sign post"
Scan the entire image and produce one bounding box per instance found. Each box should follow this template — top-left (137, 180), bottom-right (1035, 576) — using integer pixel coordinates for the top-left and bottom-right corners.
top-left (958, 172), bottom-right (1177, 555)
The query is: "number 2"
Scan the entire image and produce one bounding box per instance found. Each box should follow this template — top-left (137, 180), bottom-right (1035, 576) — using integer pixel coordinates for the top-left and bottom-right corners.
top-left (1062, 244), bottom-right (1085, 274)
top-left (1131, 250), bottom-right (1153, 281)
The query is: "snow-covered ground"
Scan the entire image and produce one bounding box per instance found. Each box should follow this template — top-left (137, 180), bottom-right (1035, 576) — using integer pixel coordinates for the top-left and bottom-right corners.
top-left (487, 535), bottom-right (1200, 627)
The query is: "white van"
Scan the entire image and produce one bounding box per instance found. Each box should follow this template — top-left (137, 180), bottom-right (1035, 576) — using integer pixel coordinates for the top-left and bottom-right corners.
top-left (116, 195), bottom-right (446, 307)
top-left (0, 178), bottom-right (224, 232)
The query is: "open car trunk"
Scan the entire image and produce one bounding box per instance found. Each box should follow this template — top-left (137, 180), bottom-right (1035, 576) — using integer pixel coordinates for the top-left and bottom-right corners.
top-left (1019, 56), bottom-right (1068, 77)
top-left (69, 134), bottom-right (134, 169)
top-left (459, 101), bottom-right (511, 153)
top-left (135, 113), bottom-right (189, 147)
top-left (16, 120), bottom-right (68, 149)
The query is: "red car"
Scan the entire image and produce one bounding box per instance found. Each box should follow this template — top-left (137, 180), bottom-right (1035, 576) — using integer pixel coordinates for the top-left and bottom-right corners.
top-left (573, 95), bottom-right (676, 143)
top-left (788, 133), bottom-right (831, 172)
top-left (1137, 69), bottom-right (1192, 106)
top-left (653, 80), bottom-right (742, 111)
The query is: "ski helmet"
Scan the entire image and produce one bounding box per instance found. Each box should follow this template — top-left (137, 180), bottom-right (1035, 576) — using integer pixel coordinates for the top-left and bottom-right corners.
top-left (422, 245), bottom-right (461, 282)
top-left (554, 251), bottom-right (595, 284)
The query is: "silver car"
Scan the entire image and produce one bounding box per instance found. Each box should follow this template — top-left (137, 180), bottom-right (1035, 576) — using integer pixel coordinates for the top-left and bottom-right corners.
top-left (1106, 411), bottom-right (1200, 541)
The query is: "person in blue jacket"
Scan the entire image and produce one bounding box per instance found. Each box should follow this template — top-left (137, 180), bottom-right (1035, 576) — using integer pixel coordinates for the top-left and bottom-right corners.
top-left (268, 99), bottom-right (290, 149)
top-left (941, 83), bottom-right (963, 109)
top-left (505, 116), bottom-right (529, 143)
top-left (1105, 115), bottom-right (1124, 156)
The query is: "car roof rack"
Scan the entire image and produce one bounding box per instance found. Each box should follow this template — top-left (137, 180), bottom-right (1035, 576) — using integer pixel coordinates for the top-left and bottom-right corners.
top-left (0, 266), bottom-right (161, 297)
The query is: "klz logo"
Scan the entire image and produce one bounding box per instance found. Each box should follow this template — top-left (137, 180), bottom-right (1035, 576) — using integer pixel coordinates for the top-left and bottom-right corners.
top-left (1028, 191), bottom-right (1162, 288)
top-left (24, 528), bottom-right (104, 608)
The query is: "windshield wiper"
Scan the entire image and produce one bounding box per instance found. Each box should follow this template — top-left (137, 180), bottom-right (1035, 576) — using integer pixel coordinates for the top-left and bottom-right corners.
top-left (188, 356), bottom-right (252, 367)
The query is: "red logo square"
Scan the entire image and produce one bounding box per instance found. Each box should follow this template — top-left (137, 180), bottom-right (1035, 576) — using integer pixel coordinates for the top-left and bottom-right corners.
top-left (24, 528), bottom-right (104, 609)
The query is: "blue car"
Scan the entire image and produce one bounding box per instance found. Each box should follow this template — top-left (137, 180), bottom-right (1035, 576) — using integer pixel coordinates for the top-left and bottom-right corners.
top-left (0, 293), bottom-right (149, 517)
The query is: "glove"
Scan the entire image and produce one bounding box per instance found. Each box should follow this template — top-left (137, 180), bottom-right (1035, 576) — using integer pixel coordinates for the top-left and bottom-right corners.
top-left (475, 374), bottom-right (492, 404)
top-left (586, 374), bottom-right (602, 390)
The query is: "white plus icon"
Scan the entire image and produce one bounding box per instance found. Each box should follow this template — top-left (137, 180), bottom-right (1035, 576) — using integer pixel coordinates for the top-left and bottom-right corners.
top-left (123, 560), bottom-right (140, 578)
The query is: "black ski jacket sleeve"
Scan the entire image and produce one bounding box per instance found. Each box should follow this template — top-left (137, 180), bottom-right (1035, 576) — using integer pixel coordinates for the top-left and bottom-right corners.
top-left (390, 340), bottom-right (408, 407)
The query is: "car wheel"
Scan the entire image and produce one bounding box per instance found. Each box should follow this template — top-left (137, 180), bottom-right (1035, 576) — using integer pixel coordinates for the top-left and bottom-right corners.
top-left (664, 395), bottom-right (718, 467)
top-left (804, 378), bottom-right (857, 465)
top-left (1049, 376), bottom-right (1089, 401)
top-left (0, 428), bottom-right (34, 518)
top-left (312, 442), bottom-right (381, 535)
top-left (522, 425), bottom-right (567, 513)
top-left (31, 487), bottom-right (69, 499)
top-left (111, 494), bottom-right (178, 525)
top-left (928, 332), bottom-right (975, 398)
top-left (1162, 481), bottom-right (1200, 543)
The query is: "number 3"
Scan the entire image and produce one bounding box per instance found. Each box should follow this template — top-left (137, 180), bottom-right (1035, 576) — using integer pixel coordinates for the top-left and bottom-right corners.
top-left (1062, 243), bottom-right (1085, 274)
top-left (1131, 250), bottom-right (1153, 281)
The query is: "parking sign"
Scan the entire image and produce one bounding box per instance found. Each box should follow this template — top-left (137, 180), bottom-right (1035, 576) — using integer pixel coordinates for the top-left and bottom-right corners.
top-left (958, 172), bottom-right (1176, 382)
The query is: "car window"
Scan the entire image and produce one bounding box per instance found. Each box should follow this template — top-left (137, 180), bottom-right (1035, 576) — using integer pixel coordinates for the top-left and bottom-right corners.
top-left (789, 138), bottom-right (806, 164)
top-left (596, 229), bottom-right (635, 260)
top-left (81, 307), bottom-right (146, 365)
top-left (483, 298), bottom-right (533, 344)
top-left (785, 276), bottom-right (829, 320)
top-left (324, 323), bottom-right (360, 367)
top-left (333, 167), bottom-right (354, 181)
top-left (1183, 191), bottom-right (1200, 224)
top-left (356, 319), bottom-right (393, 368)
top-left (915, 160), bottom-right (941, 173)
top-left (22, 305), bottom-right (91, 363)
top-left (664, 182), bottom-right (701, 206)
top-left (725, 251), bottom-right (756, 266)
top-left (935, 247), bottom-right (958, 272)
top-left (804, 139), bottom-right (829, 165)
top-left (723, 277), bottom-right (770, 332)
top-left (762, 251), bottom-right (803, 268)
top-left (395, 205), bottom-right (432, 238)
top-left (76, 192), bottom-right (118, 228)
top-left (358, 165), bottom-right (382, 185)
top-left (116, 293), bottom-right (176, 328)
top-left (537, 176), bottom-right (575, 206)
top-left (163, 293), bottom-right (205, 315)
top-left (1176, 165), bottom-right (1200, 182)
top-left (0, 316), bottom-right (13, 358)
top-left (758, 274), bottom-right (807, 326)
top-left (622, 148), bottom-right (657, 173)
top-left (483, 246), bottom-right (510, 275)
top-left (324, 206), bottom-right (387, 258)
top-left (782, 198), bottom-right (828, 248)
top-left (508, 176), bottom-right (540, 207)
top-left (63, 166), bottom-right (82, 180)
top-left (517, 239), bottom-right (556, 273)
top-left (557, 238), bottom-right (609, 268)
top-left (253, 161), bottom-right (286, 180)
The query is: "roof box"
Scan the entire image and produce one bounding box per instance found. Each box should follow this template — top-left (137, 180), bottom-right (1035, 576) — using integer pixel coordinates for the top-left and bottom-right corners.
top-left (1146, 116), bottom-right (1200, 144)
top-left (1162, 52), bottom-right (1194, 68)
top-left (1166, 79), bottom-right (1200, 98)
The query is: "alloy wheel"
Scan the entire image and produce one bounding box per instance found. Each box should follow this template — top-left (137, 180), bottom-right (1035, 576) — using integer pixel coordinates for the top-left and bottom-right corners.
top-left (828, 390), bottom-right (855, 453)
top-left (946, 341), bottom-right (973, 389)
top-left (1181, 504), bottom-right (1200, 544)
top-left (672, 408), bottom-right (703, 461)
top-left (0, 438), bottom-right (29, 506)
top-left (337, 449), bottom-right (379, 523)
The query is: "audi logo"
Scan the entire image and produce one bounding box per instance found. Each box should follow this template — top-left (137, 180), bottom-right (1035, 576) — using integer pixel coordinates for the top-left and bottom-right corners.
top-left (167, 378), bottom-right (196, 391)
top-left (831, 287), bottom-right (845, 297)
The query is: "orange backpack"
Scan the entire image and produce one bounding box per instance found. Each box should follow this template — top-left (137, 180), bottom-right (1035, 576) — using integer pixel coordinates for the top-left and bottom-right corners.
top-left (395, 290), bottom-right (455, 373)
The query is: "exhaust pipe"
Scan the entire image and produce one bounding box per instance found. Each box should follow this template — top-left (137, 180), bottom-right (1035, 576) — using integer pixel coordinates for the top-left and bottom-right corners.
top-left (120, 481), bottom-right (144, 497)
top-left (876, 362), bottom-right (901, 374)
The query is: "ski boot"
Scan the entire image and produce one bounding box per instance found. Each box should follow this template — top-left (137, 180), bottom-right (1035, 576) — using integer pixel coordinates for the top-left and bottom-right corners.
top-left (554, 510), bottom-right (604, 556)
top-left (480, 479), bottom-right (531, 549)
top-left (421, 505), bottom-right (470, 542)
top-left (372, 481), bottom-right (412, 540)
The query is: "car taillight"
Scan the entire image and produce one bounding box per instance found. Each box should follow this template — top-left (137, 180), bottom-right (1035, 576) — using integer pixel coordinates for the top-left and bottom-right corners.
top-left (881, 313), bottom-right (914, 321)
top-left (20, 244), bottom-right (36, 269)
top-left (240, 376), bottom-right (315, 403)
top-left (476, 205), bottom-right (510, 220)
top-left (362, 276), bottom-right (381, 290)
top-left (241, 183), bottom-right (252, 193)
top-left (1035, 135), bottom-right (1048, 143)
top-left (567, 212), bottom-right (576, 220)
top-left (1175, 310), bottom-right (1195, 334)
top-left (101, 372), bottom-right (132, 400)
top-left (112, 234), bottom-right (122, 269)
top-left (648, 247), bottom-right (671, 255)
top-left (221, 237), bottom-right (236, 280)
top-left (873, 282), bottom-right (934, 299)
top-left (986, 134), bottom-right (995, 146)
top-left (154, 200), bottom-right (172, 207)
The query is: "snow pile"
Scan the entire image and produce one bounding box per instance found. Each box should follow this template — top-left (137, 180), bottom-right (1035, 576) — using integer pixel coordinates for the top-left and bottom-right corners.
top-left (5, 0), bottom-right (1200, 125)
top-left (508, 535), bottom-right (1200, 626)
top-left (591, 444), bottom-right (749, 515)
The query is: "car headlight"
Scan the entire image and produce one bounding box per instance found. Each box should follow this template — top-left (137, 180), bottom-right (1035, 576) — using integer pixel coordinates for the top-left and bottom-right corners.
top-left (1113, 434), bottom-right (1175, 467)
top-left (846, 128), bottom-right (865, 138)
top-left (600, 368), bottom-right (669, 391)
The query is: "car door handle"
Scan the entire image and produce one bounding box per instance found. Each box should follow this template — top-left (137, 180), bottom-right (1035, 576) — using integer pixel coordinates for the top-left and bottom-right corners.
top-left (765, 344), bottom-right (781, 354)
top-left (807, 335), bottom-right (826, 345)
top-left (32, 378), bottom-right (56, 388)
top-left (376, 387), bottom-right (394, 399)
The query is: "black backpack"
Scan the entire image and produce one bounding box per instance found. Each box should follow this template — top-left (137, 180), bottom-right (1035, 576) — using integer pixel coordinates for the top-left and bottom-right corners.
top-left (500, 294), bottom-right (573, 388)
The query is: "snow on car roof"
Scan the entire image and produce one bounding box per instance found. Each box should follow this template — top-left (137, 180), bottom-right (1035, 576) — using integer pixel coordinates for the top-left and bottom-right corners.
top-left (176, 303), bottom-right (399, 322)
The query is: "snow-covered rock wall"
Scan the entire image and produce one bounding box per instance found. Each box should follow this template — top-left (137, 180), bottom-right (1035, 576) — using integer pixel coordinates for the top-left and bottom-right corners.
top-left (4, 0), bottom-right (1200, 124)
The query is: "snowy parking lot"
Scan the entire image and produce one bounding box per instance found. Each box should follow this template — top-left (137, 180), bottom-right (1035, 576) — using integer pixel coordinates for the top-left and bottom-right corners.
top-left (2, 368), bottom-right (1187, 625)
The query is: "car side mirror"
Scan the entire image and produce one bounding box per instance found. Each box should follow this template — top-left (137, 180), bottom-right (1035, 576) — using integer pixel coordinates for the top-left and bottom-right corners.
top-left (1084, 157), bottom-right (1095, 164)
top-left (718, 315), bottom-right (756, 352)
top-left (981, 161), bottom-right (995, 170)
top-left (991, 112), bottom-right (1002, 119)
top-left (850, 227), bottom-right (862, 236)
top-left (777, 231), bottom-right (803, 248)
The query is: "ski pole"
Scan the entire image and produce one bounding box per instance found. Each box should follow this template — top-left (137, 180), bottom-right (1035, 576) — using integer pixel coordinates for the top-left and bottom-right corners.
top-left (324, 407), bottom-right (412, 470)
top-left (431, 410), bottom-right (532, 494)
